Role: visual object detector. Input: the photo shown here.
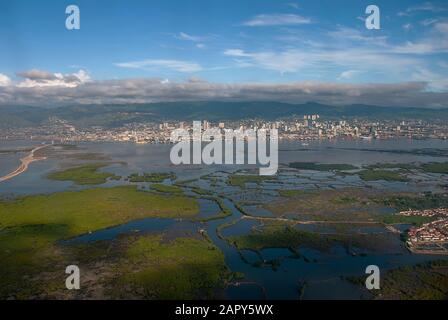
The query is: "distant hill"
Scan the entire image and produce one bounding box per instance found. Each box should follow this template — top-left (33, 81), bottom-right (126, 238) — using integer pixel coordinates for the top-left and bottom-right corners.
top-left (1, 101), bottom-right (447, 128)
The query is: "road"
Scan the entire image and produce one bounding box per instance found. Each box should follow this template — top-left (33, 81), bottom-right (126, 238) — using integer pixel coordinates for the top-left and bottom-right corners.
top-left (241, 215), bottom-right (380, 225)
top-left (0, 144), bottom-right (49, 183)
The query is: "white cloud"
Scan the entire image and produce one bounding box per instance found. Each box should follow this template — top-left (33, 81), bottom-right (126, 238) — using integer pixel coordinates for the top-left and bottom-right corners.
top-left (286, 3), bottom-right (299, 9)
top-left (16, 69), bottom-right (90, 88)
top-left (412, 67), bottom-right (448, 91)
top-left (224, 47), bottom-right (419, 75)
top-left (328, 26), bottom-right (388, 46)
top-left (337, 70), bottom-right (360, 80)
top-left (398, 2), bottom-right (447, 16)
top-left (0, 74), bottom-right (11, 87)
top-left (225, 49), bottom-right (307, 73)
top-left (402, 23), bottom-right (413, 31)
top-left (224, 49), bottom-right (250, 57)
top-left (391, 22), bottom-right (448, 54)
top-left (174, 32), bottom-right (209, 49)
top-left (115, 59), bottom-right (202, 73)
top-left (434, 22), bottom-right (448, 33)
top-left (438, 61), bottom-right (448, 69)
top-left (177, 32), bottom-right (203, 42)
top-left (224, 21), bottom-right (447, 83)
top-left (389, 21), bottom-right (448, 55)
top-left (243, 14), bottom-right (311, 26)
top-left (421, 18), bottom-right (438, 26)
top-left (392, 42), bottom-right (437, 54)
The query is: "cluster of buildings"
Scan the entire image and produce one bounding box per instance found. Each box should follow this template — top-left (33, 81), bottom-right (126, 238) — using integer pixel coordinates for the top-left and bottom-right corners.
top-left (400, 208), bottom-right (448, 218)
top-left (400, 208), bottom-right (448, 253)
top-left (1, 115), bottom-right (448, 143)
top-left (407, 219), bottom-right (448, 247)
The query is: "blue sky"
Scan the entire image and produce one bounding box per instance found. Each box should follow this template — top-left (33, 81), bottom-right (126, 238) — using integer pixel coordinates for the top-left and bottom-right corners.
top-left (0, 0), bottom-right (447, 107)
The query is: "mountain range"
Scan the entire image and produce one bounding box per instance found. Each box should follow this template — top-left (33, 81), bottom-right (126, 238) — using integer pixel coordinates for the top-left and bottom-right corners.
top-left (1, 101), bottom-right (447, 128)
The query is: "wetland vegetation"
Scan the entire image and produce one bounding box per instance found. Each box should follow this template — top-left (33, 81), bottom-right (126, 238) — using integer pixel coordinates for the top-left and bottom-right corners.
top-left (356, 169), bottom-right (409, 182)
top-left (377, 192), bottom-right (448, 212)
top-left (421, 162), bottom-right (448, 174)
top-left (227, 174), bottom-right (276, 188)
top-left (278, 189), bottom-right (312, 198)
top-left (107, 234), bottom-right (230, 299)
top-left (150, 183), bottom-right (183, 194)
top-left (47, 163), bottom-right (121, 185)
top-left (263, 188), bottom-right (380, 222)
top-left (287, 160), bottom-right (448, 181)
top-left (0, 186), bottom-right (201, 299)
top-left (289, 162), bottom-right (358, 171)
top-left (377, 260), bottom-right (448, 299)
top-left (228, 223), bottom-right (323, 251)
top-left (348, 260), bottom-right (448, 300)
top-left (0, 186), bottom-right (199, 236)
top-left (127, 172), bottom-right (176, 183)
top-left (226, 221), bottom-right (402, 255)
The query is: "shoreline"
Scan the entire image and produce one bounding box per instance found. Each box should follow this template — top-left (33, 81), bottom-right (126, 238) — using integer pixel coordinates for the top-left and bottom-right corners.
top-left (407, 244), bottom-right (448, 255)
top-left (0, 144), bottom-right (49, 183)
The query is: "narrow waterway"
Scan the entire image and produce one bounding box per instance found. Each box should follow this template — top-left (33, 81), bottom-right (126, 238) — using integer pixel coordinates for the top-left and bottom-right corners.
top-left (60, 188), bottom-right (448, 299)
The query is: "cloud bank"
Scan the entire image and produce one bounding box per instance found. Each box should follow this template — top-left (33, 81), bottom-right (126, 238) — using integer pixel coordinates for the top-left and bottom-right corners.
top-left (0, 69), bottom-right (447, 108)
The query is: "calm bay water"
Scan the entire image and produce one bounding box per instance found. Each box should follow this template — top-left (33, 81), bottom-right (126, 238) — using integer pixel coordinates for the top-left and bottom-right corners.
top-left (1, 138), bottom-right (447, 195)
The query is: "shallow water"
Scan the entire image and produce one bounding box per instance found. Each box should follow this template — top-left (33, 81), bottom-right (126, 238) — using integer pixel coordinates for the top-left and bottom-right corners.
top-left (61, 218), bottom-right (175, 245)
